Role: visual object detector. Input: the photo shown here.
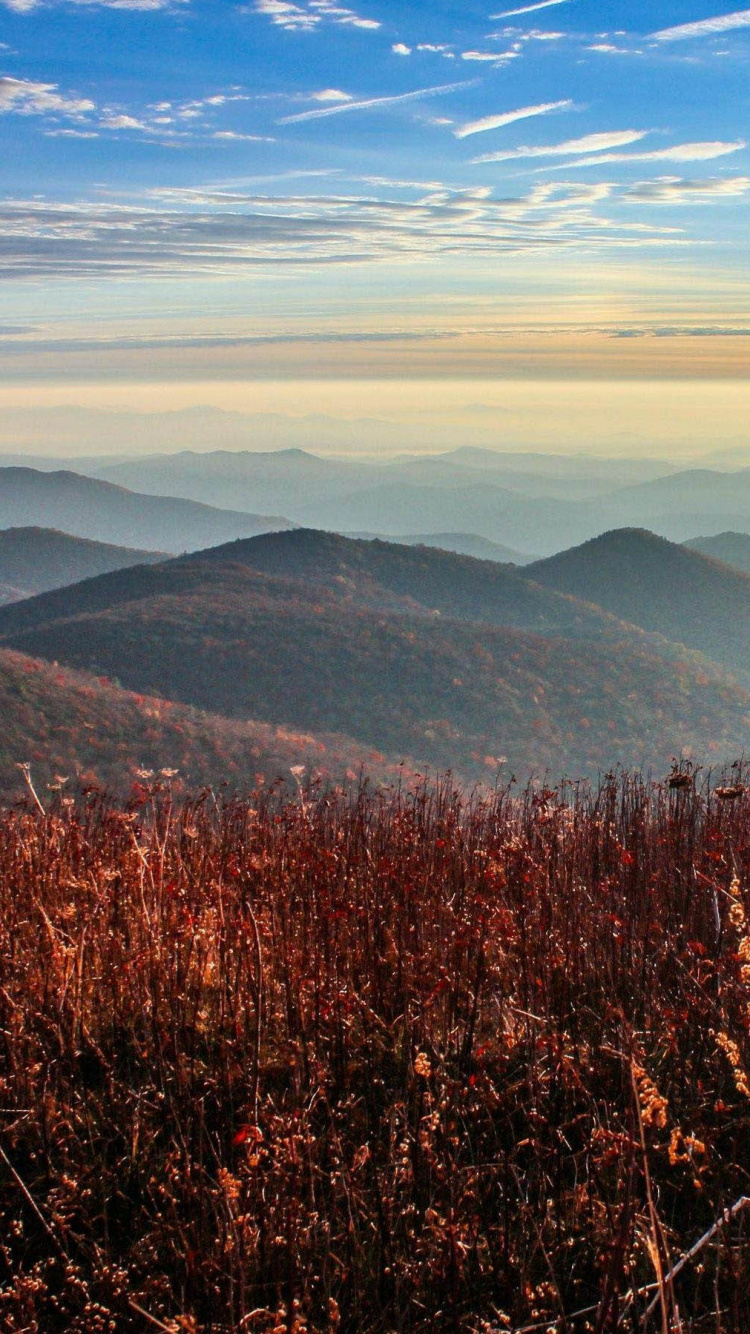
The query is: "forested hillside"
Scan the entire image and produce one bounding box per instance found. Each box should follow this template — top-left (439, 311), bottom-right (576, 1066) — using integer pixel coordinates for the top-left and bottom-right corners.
top-left (2, 532), bottom-right (749, 779)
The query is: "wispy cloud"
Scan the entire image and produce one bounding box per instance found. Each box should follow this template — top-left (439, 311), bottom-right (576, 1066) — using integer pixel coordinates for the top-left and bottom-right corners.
top-left (0, 183), bottom-right (689, 281)
top-left (280, 81), bottom-right (472, 124)
top-left (460, 48), bottom-right (521, 64)
top-left (0, 74), bottom-right (274, 143)
top-left (253, 0), bottom-right (380, 33)
top-left (212, 130), bottom-right (273, 141)
top-left (491, 0), bottom-right (570, 17)
top-left (3, 0), bottom-right (184, 10)
top-left (542, 140), bottom-right (746, 169)
top-left (0, 74), bottom-right (94, 116)
top-left (586, 43), bottom-right (637, 55)
top-left (45, 127), bottom-right (99, 136)
top-left (454, 99), bottom-right (572, 140)
top-left (652, 8), bottom-right (750, 42)
top-left (472, 129), bottom-right (648, 164)
top-left (624, 176), bottom-right (750, 204)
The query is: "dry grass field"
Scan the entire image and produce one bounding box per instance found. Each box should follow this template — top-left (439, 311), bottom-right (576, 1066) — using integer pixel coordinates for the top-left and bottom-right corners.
top-left (1, 770), bottom-right (750, 1331)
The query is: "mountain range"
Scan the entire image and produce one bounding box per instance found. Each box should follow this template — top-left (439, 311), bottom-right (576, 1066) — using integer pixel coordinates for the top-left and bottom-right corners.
top-left (72, 448), bottom-right (750, 554)
top-left (8, 450), bottom-right (750, 557)
top-left (0, 527), bottom-right (167, 602)
top-left (0, 467), bottom-right (292, 553)
top-left (2, 527), bottom-right (750, 783)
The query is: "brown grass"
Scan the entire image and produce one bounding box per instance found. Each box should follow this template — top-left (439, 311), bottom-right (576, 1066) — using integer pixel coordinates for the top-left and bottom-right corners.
top-left (1, 769), bottom-right (750, 1331)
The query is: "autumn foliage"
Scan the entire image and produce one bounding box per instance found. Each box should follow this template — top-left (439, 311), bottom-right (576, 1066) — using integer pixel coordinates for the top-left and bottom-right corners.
top-left (2, 770), bottom-right (750, 1330)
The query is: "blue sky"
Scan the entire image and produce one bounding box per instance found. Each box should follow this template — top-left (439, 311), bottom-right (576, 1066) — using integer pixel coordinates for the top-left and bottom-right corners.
top-left (1, 0), bottom-right (750, 453)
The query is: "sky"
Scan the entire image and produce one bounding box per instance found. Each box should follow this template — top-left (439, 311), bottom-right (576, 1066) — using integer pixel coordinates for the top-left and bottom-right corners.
top-left (1, 0), bottom-right (750, 455)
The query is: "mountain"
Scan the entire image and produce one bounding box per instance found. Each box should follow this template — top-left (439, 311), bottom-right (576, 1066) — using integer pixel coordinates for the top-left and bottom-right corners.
top-left (1, 529), bottom-right (749, 781)
top-left (347, 532), bottom-right (535, 563)
top-left (94, 446), bottom-right (676, 509)
top-left (441, 447), bottom-right (675, 485)
top-left (0, 583), bottom-right (27, 607)
top-left (0, 527), bottom-right (168, 601)
top-left (598, 469), bottom-right (750, 541)
top-left (171, 528), bottom-right (619, 634)
top-left (0, 467), bottom-right (292, 553)
top-left (91, 449), bottom-right (667, 553)
top-left (684, 532), bottom-right (750, 574)
top-left (287, 480), bottom-right (587, 555)
top-left (17, 446), bottom-right (750, 555)
top-left (0, 402), bottom-right (683, 465)
top-left (95, 449), bottom-right (377, 516)
top-left (528, 528), bottom-right (750, 682)
top-left (0, 648), bottom-right (403, 801)
top-left (378, 452), bottom-right (674, 502)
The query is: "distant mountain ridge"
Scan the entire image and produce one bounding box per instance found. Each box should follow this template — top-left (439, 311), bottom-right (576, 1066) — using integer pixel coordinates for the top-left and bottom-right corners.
top-left (597, 469), bottom-right (750, 542)
top-left (346, 532), bottom-right (536, 563)
top-left (0, 527), bottom-right (168, 601)
top-left (84, 448), bottom-right (744, 553)
top-left (10, 446), bottom-right (750, 555)
top-left (684, 531), bottom-right (750, 574)
top-left (0, 467), bottom-right (293, 553)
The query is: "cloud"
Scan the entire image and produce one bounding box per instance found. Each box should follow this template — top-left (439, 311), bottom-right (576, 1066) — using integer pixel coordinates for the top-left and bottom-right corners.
top-left (0, 75), bottom-right (94, 116)
top-left (542, 140), bottom-right (746, 168)
top-left (623, 175), bottom-right (750, 203)
top-left (355, 174), bottom-right (447, 189)
top-left (392, 43), bottom-right (411, 55)
top-left (3, 0), bottom-right (184, 9)
top-left (652, 8), bottom-right (750, 42)
top-left (45, 127), bottom-right (99, 136)
top-left (280, 81), bottom-right (473, 124)
top-left (0, 77), bottom-right (270, 142)
top-left (310, 88), bottom-right (352, 101)
top-left (612, 325), bottom-right (750, 337)
top-left (212, 130), bottom-right (275, 141)
top-left (99, 112), bottom-right (147, 129)
top-left (0, 183), bottom-right (688, 282)
top-left (461, 48), bottom-right (522, 64)
top-left (491, 0), bottom-right (569, 16)
top-left (472, 129), bottom-right (647, 163)
top-left (253, 0), bottom-right (380, 32)
top-left (454, 99), bottom-right (573, 139)
top-left (0, 329), bottom-right (456, 355)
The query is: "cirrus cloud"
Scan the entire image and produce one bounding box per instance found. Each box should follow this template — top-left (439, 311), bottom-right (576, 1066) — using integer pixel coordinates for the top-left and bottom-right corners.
top-left (3, 0), bottom-right (184, 10)
top-left (491, 0), bottom-right (570, 16)
top-left (542, 140), bottom-right (746, 169)
top-left (624, 175), bottom-right (750, 204)
top-left (454, 99), bottom-right (573, 140)
top-left (280, 81), bottom-right (473, 124)
top-left (472, 129), bottom-right (648, 164)
top-left (0, 182), bottom-right (689, 283)
top-left (652, 8), bottom-right (750, 42)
